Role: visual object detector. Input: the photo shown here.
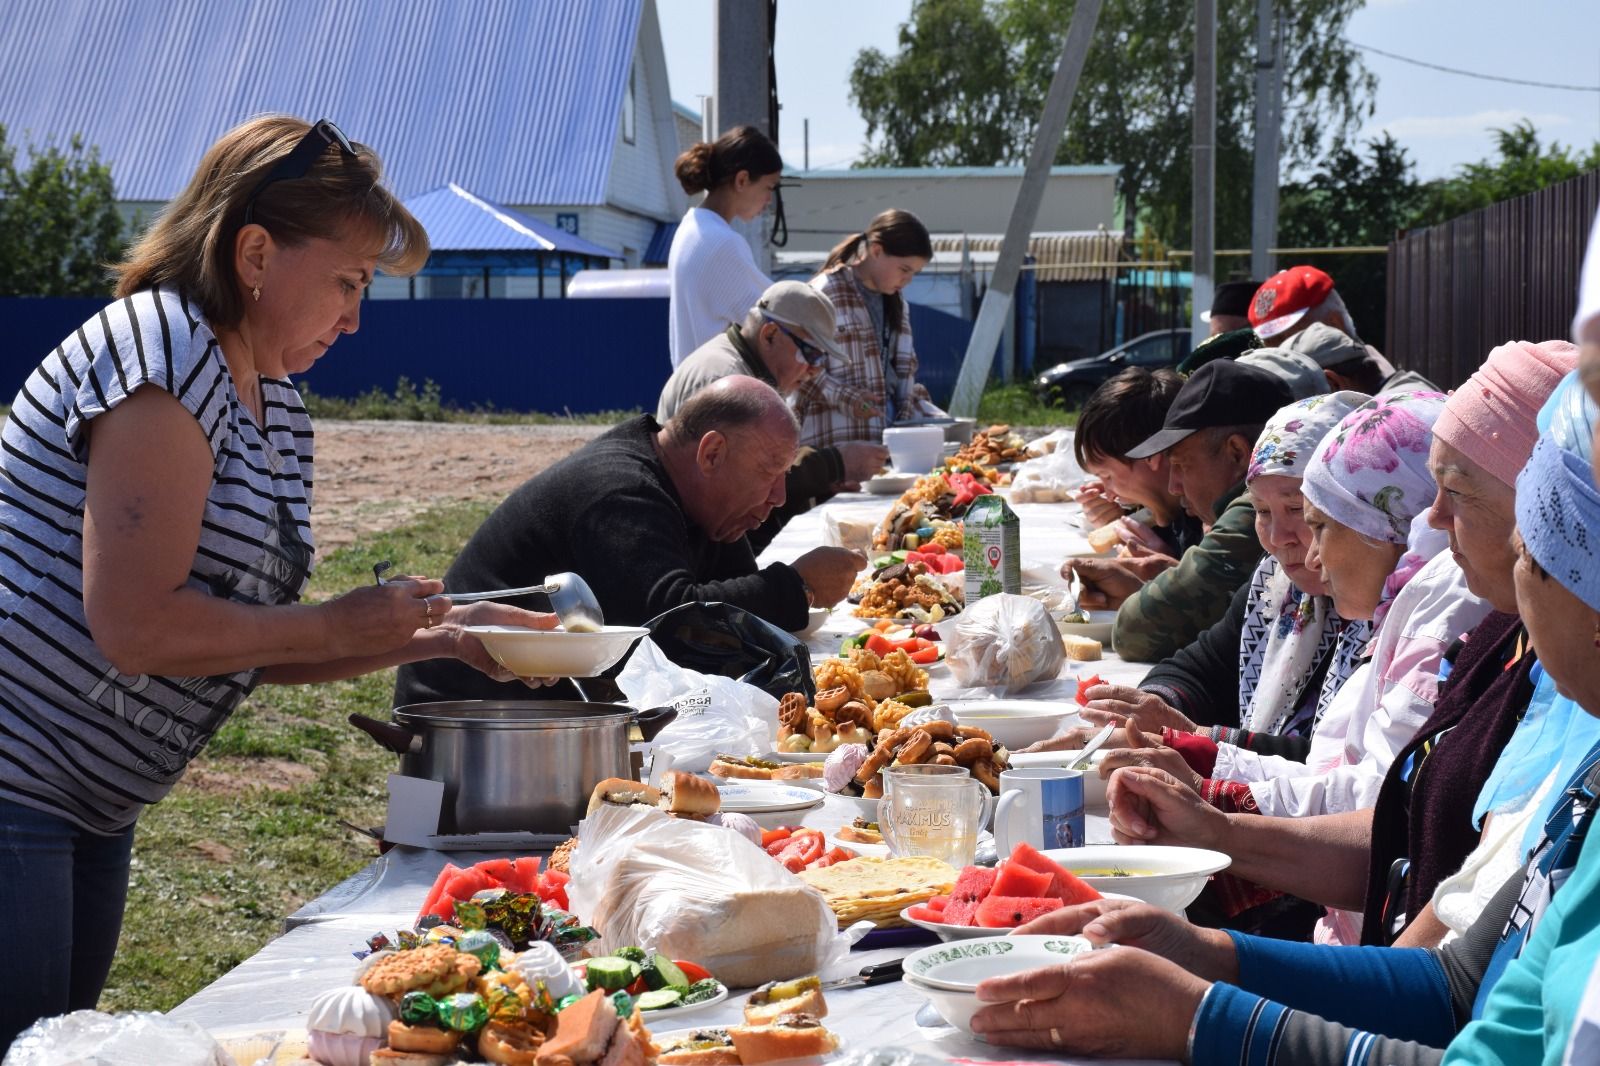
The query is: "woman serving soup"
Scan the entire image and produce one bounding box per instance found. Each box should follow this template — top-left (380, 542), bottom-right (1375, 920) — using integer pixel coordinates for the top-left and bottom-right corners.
top-left (0, 115), bottom-right (553, 1046)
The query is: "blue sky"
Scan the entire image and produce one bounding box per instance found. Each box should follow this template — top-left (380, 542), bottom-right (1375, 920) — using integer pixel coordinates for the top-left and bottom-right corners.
top-left (658, 0), bottom-right (1600, 181)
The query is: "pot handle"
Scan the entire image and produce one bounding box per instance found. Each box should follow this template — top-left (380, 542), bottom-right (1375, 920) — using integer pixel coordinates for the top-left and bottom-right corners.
top-left (633, 705), bottom-right (678, 742)
top-left (348, 712), bottom-right (421, 756)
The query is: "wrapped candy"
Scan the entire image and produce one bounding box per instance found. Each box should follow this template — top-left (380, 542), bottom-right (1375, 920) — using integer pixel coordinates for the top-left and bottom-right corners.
top-left (458, 930), bottom-right (500, 969)
top-left (394, 929), bottom-right (424, 951)
top-left (436, 992), bottom-right (489, 1033)
top-left (476, 972), bottom-right (529, 1022)
top-left (423, 926), bottom-right (464, 948)
top-left (482, 891), bottom-right (542, 948)
top-left (416, 913), bottom-right (443, 931)
top-left (453, 897), bottom-right (488, 931)
top-left (399, 992), bottom-right (438, 1026)
top-left (556, 993), bottom-right (584, 1012)
top-left (365, 932), bottom-right (393, 954)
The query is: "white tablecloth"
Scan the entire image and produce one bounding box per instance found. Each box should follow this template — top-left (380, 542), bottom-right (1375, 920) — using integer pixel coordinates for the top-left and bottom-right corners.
top-left (170, 488), bottom-right (1170, 1062)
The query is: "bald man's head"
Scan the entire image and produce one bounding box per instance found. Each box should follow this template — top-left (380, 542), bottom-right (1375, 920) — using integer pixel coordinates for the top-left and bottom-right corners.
top-left (659, 376), bottom-right (800, 542)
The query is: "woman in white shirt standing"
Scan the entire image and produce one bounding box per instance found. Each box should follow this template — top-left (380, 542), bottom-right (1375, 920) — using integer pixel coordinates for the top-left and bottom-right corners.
top-left (667, 125), bottom-right (783, 368)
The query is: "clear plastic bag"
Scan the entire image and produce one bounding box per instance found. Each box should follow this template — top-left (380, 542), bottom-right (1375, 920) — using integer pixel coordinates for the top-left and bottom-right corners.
top-left (567, 804), bottom-right (852, 989)
top-left (3, 1010), bottom-right (234, 1066)
top-left (615, 637), bottom-right (776, 772)
top-left (936, 593), bottom-right (1067, 693)
top-left (1008, 448), bottom-right (1087, 503)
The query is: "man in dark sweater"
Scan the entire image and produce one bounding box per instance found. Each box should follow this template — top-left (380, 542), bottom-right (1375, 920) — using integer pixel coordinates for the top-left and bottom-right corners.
top-left (395, 377), bottom-right (864, 704)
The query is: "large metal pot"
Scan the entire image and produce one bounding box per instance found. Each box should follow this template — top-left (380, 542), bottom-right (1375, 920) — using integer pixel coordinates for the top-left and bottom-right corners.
top-left (349, 700), bottom-right (676, 834)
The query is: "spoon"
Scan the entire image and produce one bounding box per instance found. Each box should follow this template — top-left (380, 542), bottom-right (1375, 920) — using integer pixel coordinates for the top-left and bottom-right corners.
top-left (1071, 721), bottom-right (1118, 771)
top-left (449, 571), bottom-right (606, 632)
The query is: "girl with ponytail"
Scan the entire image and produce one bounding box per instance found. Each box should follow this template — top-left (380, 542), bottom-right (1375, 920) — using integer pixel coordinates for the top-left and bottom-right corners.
top-left (793, 209), bottom-right (940, 447)
top-left (666, 125), bottom-right (784, 368)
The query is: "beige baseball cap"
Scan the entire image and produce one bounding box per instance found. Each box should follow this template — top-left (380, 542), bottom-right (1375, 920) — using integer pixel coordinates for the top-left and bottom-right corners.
top-left (755, 281), bottom-right (849, 363)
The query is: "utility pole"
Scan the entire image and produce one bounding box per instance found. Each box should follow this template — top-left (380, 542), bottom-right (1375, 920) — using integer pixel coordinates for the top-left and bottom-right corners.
top-left (1191, 0), bottom-right (1216, 339)
top-left (948, 0), bottom-right (1104, 416)
top-left (714, 0), bottom-right (773, 267)
top-left (1250, 0), bottom-right (1282, 281)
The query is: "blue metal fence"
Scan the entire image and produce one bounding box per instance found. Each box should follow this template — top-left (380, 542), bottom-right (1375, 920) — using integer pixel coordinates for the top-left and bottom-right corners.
top-left (0, 297), bottom-right (977, 414)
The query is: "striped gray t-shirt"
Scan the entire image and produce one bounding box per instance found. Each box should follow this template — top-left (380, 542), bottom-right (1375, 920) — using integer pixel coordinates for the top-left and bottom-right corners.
top-left (0, 288), bottom-right (315, 834)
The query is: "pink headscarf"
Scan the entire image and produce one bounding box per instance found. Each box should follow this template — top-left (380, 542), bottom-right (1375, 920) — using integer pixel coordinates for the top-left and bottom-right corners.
top-left (1433, 339), bottom-right (1578, 487)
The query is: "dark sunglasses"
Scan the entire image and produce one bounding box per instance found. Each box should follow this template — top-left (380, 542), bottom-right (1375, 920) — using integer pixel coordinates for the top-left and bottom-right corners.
top-left (764, 316), bottom-right (827, 365)
top-left (242, 118), bottom-right (358, 225)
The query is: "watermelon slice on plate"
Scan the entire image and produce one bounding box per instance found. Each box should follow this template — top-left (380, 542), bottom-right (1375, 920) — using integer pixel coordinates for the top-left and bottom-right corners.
top-left (991, 861), bottom-right (1054, 899)
top-left (904, 904), bottom-right (945, 924)
top-left (1009, 843), bottom-right (1103, 905)
top-left (975, 894), bottom-right (1065, 928)
top-left (943, 866), bottom-right (998, 927)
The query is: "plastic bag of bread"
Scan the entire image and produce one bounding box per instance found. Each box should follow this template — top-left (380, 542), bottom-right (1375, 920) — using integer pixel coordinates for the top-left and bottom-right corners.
top-left (935, 593), bottom-right (1067, 692)
top-left (824, 511), bottom-right (875, 553)
top-left (1008, 449), bottom-right (1086, 503)
top-left (568, 803), bottom-right (851, 989)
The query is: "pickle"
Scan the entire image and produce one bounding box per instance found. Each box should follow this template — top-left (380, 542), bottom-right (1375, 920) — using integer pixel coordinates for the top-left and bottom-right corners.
top-left (895, 691), bottom-right (933, 708)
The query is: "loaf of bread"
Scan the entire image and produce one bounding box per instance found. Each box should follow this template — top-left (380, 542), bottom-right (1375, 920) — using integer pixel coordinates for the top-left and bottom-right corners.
top-left (1062, 634), bottom-right (1103, 661)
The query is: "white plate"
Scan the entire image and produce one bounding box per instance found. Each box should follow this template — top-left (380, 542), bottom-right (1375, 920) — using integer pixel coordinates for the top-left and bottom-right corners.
top-left (899, 891), bottom-right (1138, 941)
top-left (461, 624), bottom-right (648, 677)
top-left (790, 607), bottom-right (831, 638)
top-left (570, 966), bottom-right (730, 1022)
top-left (947, 700), bottom-right (1083, 750)
top-left (763, 749), bottom-right (830, 764)
top-left (1058, 609), bottom-right (1117, 645)
top-left (864, 473), bottom-right (919, 495)
top-left (715, 783), bottom-right (827, 814)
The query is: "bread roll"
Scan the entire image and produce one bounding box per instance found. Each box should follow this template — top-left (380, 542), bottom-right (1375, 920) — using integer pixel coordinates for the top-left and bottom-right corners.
top-left (728, 1015), bottom-right (839, 1064)
top-left (1086, 523), bottom-right (1122, 553)
top-left (660, 770), bottom-right (721, 818)
top-left (586, 779), bottom-right (662, 815)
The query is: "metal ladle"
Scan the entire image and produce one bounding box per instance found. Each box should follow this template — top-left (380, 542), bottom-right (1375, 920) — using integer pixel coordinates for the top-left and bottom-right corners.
top-left (374, 563), bottom-right (606, 632)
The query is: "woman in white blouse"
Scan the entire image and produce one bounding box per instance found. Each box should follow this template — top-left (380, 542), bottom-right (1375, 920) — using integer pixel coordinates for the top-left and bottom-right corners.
top-left (666, 125), bottom-right (783, 368)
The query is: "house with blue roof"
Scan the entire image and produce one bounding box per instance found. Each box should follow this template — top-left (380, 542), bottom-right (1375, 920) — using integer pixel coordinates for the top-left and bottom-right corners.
top-left (0, 0), bottom-right (688, 283)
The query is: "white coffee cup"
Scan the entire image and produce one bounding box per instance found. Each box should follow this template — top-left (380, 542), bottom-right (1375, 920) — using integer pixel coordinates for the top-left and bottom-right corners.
top-left (994, 767), bottom-right (1086, 853)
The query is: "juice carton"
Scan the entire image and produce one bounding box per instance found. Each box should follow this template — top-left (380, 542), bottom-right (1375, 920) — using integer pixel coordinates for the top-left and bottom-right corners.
top-left (962, 495), bottom-right (1020, 602)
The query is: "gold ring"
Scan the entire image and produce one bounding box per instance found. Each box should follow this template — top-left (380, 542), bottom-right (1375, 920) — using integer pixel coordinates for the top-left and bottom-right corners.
top-left (1050, 1028), bottom-right (1063, 1047)
top-left (424, 598), bottom-right (436, 627)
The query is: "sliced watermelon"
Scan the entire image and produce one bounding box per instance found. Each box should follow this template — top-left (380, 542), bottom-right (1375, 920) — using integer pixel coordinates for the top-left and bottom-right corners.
top-left (991, 861), bottom-right (1054, 899)
top-left (418, 863), bottom-right (463, 921)
top-left (943, 866), bottom-right (998, 927)
top-left (927, 895), bottom-right (950, 911)
top-left (905, 904), bottom-right (945, 924)
top-left (538, 869), bottom-right (571, 910)
top-left (975, 895), bottom-right (1065, 928)
top-left (478, 857), bottom-right (517, 885)
top-left (1008, 843), bottom-right (1103, 905)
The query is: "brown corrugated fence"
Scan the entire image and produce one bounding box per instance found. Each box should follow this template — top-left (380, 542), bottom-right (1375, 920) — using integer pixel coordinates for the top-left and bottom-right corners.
top-left (1386, 169), bottom-right (1600, 389)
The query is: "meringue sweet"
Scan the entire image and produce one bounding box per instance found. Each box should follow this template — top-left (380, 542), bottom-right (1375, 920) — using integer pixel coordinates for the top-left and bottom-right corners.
top-left (305, 986), bottom-right (395, 1066)
top-left (899, 704), bottom-right (956, 730)
top-left (506, 941), bottom-right (583, 1002)
top-left (823, 743), bottom-right (869, 794)
top-left (709, 810), bottom-right (763, 846)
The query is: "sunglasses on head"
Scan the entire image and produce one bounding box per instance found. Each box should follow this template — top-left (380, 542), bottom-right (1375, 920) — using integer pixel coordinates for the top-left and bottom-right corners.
top-left (763, 316), bottom-right (827, 365)
top-left (242, 118), bottom-right (358, 225)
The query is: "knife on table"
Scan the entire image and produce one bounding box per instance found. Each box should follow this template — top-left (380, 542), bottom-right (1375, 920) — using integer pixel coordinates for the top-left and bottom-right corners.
top-left (821, 958), bottom-right (903, 990)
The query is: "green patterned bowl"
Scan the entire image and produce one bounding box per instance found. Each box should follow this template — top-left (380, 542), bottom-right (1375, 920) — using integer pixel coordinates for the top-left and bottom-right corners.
top-left (902, 934), bottom-right (1093, 992)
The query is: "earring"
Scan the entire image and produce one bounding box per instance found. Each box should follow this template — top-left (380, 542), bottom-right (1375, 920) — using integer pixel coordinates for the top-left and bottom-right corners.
top-left (252, 285), bottom-right (261, 302)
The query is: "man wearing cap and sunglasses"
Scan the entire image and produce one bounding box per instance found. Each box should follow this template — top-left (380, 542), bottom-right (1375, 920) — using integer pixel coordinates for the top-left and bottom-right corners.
top-left (659, 280), bottom-right (890, 547)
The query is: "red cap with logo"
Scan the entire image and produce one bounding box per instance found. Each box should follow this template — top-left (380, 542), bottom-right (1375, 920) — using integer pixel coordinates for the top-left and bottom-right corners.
top-left (1248, 266), bottom-right (1335, 340)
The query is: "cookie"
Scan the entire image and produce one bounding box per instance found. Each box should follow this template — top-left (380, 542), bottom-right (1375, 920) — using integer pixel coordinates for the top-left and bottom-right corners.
top-left (360, 944), bottom-right (480, 997)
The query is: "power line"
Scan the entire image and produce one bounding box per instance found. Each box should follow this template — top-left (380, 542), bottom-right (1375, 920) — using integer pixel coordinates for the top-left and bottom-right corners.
top-left (1349, 40), bottom-right (1600, 94)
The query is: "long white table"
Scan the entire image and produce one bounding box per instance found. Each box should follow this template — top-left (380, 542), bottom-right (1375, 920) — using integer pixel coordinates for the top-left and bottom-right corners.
top-left (170, 480), bottom-right (1170, 1062)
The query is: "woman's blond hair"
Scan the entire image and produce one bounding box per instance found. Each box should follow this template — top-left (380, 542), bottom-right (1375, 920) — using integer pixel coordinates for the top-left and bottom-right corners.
top-left (114, 115), bottom-right (429, 329)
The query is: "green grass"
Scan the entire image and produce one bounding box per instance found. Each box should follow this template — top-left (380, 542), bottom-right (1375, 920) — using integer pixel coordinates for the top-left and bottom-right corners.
top-left (301, 377), bottom-right (637, 425)
top-left (975, 382), bottom-right (1080, 428)
top-left (99, 499), bottom-right (495, 1013)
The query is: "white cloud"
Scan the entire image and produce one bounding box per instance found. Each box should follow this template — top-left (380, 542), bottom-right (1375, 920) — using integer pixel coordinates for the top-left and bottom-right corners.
top-left (1380, 109), bottom-right (1574, 139)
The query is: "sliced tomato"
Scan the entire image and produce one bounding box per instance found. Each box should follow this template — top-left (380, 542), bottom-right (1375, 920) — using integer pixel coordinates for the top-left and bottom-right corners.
top-left (919, 542), bottom-right (946, 555)
top-left (773, 831), bottom-right (825, 872)
top-left (626, 975), bottom-right (649, 996)
top-left (864, 633), bottom-right (895, 657)
top-left (760, 828), bottom-right (793, 849)
top-left (674, 961), bottom-right (713, 984)
top-left (908, 647), bottom-right (939, 665)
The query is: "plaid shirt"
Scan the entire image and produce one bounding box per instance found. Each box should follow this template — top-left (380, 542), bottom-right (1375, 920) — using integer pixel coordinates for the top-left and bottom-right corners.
top-left (791, 266), bottom-right (922, 448)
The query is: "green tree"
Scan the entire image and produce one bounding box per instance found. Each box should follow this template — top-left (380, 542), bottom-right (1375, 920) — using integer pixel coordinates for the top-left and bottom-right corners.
top-left (1276, 133), bottom-right (1425, 349)
top-left (1416, 120), bottom-right (1600, 225)
top-left (849, 0), bottom-right (1375, 246)
top-left (0, 125), bottom-right (125, 297)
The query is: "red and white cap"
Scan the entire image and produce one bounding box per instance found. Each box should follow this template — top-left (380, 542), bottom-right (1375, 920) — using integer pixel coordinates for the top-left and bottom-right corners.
top-left (1248, 266), bottom-right (1335, 340)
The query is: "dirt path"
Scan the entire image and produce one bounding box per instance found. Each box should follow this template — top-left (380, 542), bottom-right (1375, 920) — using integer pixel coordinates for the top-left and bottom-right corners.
top-left (311, 420), bottom-right (609, 550)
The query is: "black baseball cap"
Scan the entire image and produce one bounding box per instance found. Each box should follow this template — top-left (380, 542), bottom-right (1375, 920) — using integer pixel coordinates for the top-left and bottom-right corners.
top-left (1125, 360), bottom-right (1294, 459)
top-left (1206, 279), bottom-right (1261, 321)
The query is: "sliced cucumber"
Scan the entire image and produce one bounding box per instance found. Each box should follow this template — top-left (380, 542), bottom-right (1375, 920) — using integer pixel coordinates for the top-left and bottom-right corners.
top-left (680, 979), bottom-right (723, 1005)
top-left (641, 954), bottom-right (689, 991)
top-left (615, 946), bottom-right (649, 964)
top-left (635, 988), bottom-right (684, 1012)
top-left (584, 956), bottom-right (639, 991)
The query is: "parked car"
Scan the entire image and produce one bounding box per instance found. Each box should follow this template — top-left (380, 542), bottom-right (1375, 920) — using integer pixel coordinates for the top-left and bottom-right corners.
top-left (1034, 328), bottom-right (1191, 409)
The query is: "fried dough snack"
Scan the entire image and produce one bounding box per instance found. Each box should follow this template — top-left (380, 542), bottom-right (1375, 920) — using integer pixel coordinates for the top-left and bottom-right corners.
top-left (853, 721), bottom-right (1010, 795)
top-left (877, 649), bottom-right (927, 695)
top-left (872, 698), bottom-right (916, 733)
top-left (931, 525), bottom-right (964, 551)
top-left (814, 658), bottom-right (871, 706)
